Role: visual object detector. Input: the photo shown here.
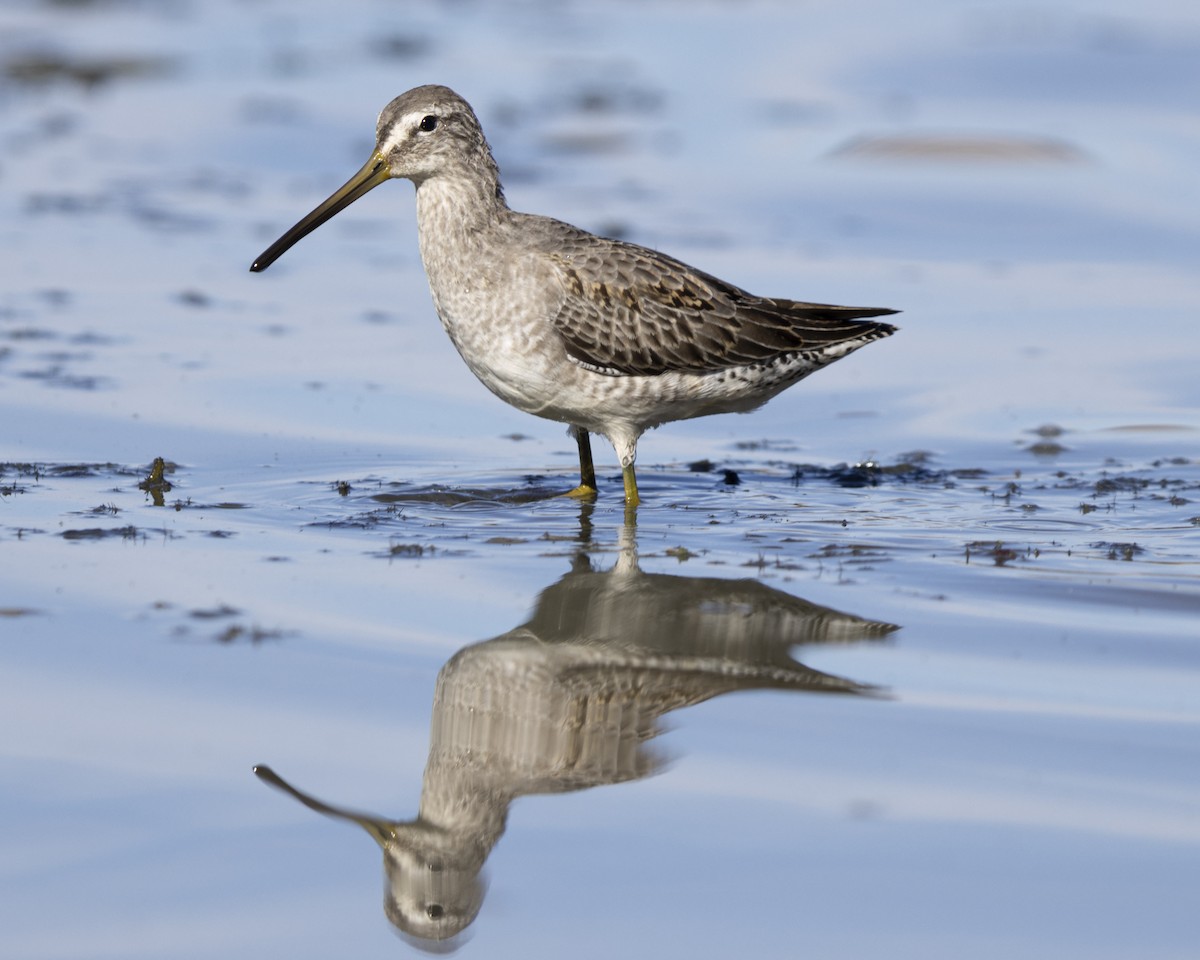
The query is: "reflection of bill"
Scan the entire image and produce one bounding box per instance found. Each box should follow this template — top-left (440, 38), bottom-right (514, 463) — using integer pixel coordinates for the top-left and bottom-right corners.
top-left (255, 546), bottom-right (897, 949)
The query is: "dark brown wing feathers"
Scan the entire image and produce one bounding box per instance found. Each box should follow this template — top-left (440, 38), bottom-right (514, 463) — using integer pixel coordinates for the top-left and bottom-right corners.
top-left (540, 226), bottom-right (897, 377)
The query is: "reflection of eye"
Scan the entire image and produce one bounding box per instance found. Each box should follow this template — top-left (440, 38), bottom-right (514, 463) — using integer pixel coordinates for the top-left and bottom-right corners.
top-left (427, 904), bottom-right (444, 919)
top-left (419, 115), bottom-right (438, 133)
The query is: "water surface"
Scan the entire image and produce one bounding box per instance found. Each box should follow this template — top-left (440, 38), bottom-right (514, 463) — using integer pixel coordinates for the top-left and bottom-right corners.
top-left (2, 1), bottom-right (1198, 957)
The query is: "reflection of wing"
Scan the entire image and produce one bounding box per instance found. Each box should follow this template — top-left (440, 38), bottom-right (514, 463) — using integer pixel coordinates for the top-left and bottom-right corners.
top-left (527, 564), bottom-right (898, 667)
top-left (528, 217), bottom-right (897, 377)
top-left (427, 562), bottom-right (897, 799)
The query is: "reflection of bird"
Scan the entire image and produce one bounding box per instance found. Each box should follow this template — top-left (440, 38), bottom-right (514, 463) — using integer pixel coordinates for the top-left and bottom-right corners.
top-left (255, 540), bottom-right (896, 948)
top-left (251, 85), bottom-right (897, 506)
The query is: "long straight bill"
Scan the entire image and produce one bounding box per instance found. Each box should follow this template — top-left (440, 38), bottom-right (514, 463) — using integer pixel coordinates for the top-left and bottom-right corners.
top-left (252, 765), bottom-right (394, 845)
top-left (250, 150), bottom-right (391, 272)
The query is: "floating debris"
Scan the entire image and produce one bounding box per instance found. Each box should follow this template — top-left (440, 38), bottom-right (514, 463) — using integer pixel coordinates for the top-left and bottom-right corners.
top-left (138, 457), bottom-right (174, 506)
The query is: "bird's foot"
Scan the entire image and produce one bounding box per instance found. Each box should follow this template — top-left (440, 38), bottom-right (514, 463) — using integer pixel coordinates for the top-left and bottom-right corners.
top-left (561, 482), bottom-right (599, 501)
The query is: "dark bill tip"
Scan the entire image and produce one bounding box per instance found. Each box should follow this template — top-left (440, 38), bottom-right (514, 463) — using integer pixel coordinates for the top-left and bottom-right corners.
top-left (249, 152), bottom-right (391, 273)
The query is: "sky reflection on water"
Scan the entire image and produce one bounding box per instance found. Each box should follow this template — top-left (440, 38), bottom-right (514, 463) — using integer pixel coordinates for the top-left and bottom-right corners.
top-left (2, 0), bottom-right (1199, 957)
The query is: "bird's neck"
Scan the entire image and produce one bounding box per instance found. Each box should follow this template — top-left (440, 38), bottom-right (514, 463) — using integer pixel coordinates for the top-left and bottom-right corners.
top-left (415, 170), bottom-right (508, 247)
top-left (415, 173), bottom-right (511, 307)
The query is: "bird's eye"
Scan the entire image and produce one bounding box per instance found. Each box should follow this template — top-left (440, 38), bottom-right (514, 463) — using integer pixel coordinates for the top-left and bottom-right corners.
top-left (419, 115), bottom-right (438, 132)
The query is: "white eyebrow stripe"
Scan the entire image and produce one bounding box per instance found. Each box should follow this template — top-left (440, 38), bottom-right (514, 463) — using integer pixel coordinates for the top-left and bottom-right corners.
top-left (378, 110), bottom-right (432, 152)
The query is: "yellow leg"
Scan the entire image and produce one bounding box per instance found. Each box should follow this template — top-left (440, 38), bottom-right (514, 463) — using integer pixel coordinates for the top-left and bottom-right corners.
top-left (563, 427), bottom-right (598, 499)
top-left (621, 462), bottom-right (640, 525)
top-left (621, 462), bottom-right (640, 507)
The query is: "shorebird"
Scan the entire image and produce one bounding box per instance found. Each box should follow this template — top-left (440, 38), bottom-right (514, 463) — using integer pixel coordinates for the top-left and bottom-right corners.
top-left (251, 85), bottom-right (897, 506)
top-left (253, 531), bottom-right (893, 943)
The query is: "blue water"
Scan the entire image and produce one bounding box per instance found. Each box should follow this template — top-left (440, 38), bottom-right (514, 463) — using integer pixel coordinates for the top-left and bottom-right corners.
top-left (2, 1), bottom-right (1199, 957)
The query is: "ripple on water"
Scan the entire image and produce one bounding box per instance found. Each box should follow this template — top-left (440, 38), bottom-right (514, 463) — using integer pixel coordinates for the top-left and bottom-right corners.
top-left (981, 517), bottom-right (1105, 533)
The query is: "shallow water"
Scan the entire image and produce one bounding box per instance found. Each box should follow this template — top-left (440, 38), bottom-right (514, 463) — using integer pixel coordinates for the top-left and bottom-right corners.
top-left (2, 1), bottom-right (1199, 958)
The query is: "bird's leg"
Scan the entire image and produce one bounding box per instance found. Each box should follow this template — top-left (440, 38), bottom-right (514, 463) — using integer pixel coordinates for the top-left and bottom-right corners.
top-left (577, 428), bottom-right (597, 491)
top-left (621, 462), bottom-right (640, 508)
top-left (621, 464), bottom-right (640, 526)
top-left (563, 426), bottom-right (598, 499)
